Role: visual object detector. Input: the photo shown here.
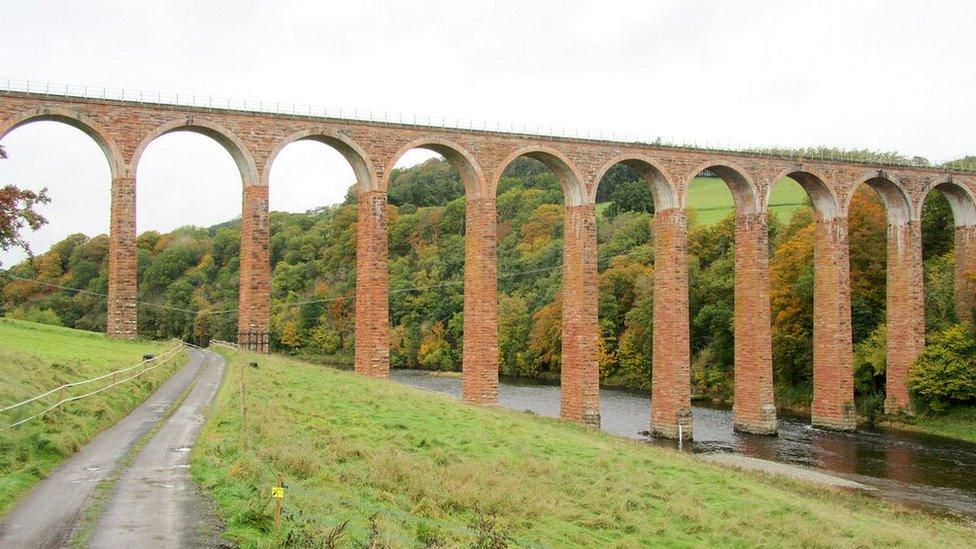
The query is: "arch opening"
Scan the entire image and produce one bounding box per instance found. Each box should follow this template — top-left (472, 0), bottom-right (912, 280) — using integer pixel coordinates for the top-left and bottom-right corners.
top-left (779, 171), bottom-right (838, 221)
top-left (686, 163), bottom-right (777, 434)
top-left (382, 145), bottom-right (471, 373)
top-left (388, 139), bottom-right (483, 199)
top-left (766, 172), bottom-right (833, 417)
top-left (267, 139), bottom-right (358, 213)
top-left (264, 129), bottom-right (373, 194)
top-left (1, 112), bottom-right (120, 178)
top-left (696, 164), bottom-right (759, 216)
top-left (490, 155), bottom-right (567, 379)
top-left (134, 130), bottom-right (246, 342)
top-left (919, 180), bottom-right (976, 334)
top-left (859, 175), bottom-right (912, 226)
top-left (261, 135), bottom-right (372, 355)
top-left (132, 121), bottom-right (258, 188)
top-left (496, 148), bottom-right (585, 207)
top-left (594, 157), bottom-right (676, 212)
top-left (0, 120), bottom-right (114, 331)
top-left (591, 159), bottom-right (662, 398)
top-left (928, 181), bottom-right (976, 228)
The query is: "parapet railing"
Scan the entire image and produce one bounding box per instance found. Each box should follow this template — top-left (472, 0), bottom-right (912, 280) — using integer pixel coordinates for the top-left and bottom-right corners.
top-left (1, 78), bottom-right (974, 173)
top-left (0, 341), bottom-right (185, 429)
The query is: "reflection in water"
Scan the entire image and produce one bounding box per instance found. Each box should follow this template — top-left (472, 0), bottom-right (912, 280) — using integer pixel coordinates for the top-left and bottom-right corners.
top-left (391, 369), bottom-right (976, 519)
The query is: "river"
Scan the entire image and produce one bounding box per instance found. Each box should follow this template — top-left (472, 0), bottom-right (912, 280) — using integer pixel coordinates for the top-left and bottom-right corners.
top-left (390, 369), bottom-right (976, 520)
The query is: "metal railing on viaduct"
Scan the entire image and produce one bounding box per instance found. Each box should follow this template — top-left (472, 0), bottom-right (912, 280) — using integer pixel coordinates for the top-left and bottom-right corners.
top-left (2, 82), bottom-right (975, 440)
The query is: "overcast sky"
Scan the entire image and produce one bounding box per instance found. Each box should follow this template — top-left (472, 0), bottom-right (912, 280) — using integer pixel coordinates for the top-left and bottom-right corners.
top-left (1, 0), bottom-right (974, 265)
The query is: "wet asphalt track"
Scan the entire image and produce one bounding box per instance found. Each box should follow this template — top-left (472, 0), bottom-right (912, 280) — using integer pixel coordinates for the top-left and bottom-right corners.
top-left (0, 347), bottom-right (225, 548)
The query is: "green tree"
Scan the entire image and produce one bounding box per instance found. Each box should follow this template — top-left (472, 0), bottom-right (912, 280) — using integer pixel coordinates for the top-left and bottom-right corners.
top-left (910, 325), bottom-right (976, 412)
top-left (603, 180), bottom-right (654, 220)
top-left (387, 158), bottom-right (464, 207)
top-left (921, 190), bottom-right (954, 260)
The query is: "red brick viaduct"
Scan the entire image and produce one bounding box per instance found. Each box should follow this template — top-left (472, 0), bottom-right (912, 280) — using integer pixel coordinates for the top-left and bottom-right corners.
top-left (3, 89), bottom-right (975, 439)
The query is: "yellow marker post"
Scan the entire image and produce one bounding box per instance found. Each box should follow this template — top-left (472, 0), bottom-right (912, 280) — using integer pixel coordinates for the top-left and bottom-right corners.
top-left (273, 474), bottom-right (284, 529)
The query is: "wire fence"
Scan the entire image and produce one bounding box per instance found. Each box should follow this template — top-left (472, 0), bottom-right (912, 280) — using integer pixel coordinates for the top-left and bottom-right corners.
top-left (211, 339), bottom-right (240, 350)
top-left (1, 341), bottom-right (185, 429)
top-left (3, 78), bottom-right (973, 173)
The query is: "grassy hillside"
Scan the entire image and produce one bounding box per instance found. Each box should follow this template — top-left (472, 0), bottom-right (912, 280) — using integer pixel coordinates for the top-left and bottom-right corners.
top-left (597, 176), bottom-right (809, 225)
top-left (192, 349), bottom-right (976, 548)
top-left (688, 177), bottom-right (807, 225)
top-left (0, 319), bottom-right (186, 515)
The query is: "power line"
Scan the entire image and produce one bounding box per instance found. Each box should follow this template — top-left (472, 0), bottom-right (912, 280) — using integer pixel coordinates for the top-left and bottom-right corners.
top-left (0, 263), bottom-right (563, 317)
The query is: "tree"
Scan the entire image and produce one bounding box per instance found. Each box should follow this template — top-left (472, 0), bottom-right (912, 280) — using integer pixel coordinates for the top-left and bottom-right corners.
top-left (387, 158), bottom-right (464, 207)
top-left (526, 298), bottom-right (562, 377)
top-left (921, 190), bottom-right (954, 260)
top-left (595, 163), bottom-right (641, 202)
top-left (0, 145), bottom-right (51, 262)
top-left (849, 188), bottom-right (888, 343)
top-left (910, 324), bottom-right (976, 412)
top-left (603, 180), bottom-right (654, 220)
top-left (769, 210), bottom-right (815, 387)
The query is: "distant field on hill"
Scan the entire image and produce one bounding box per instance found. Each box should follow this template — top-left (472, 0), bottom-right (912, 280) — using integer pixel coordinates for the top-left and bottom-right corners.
top-left (597, 177), bottom-right (809, 225)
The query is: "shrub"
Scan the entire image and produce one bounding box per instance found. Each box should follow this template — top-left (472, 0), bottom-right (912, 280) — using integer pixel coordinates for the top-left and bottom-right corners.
top-left (5, 306), bottom-right (62, 326)
top-left (909, 324), bottom-right (976, 412)
top-left (853, 325), bottom-right (886, 396)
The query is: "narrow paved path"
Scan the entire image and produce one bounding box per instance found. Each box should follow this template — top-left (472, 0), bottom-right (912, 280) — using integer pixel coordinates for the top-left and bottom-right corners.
top-left (89, 349), bottom-right (224, 547)
top-left (0, 347), bottom-right (225, 548)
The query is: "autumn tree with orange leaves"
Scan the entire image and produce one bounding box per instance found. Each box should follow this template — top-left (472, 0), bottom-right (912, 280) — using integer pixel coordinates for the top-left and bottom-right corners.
top-left (0, 145), bottom-right (51, 263)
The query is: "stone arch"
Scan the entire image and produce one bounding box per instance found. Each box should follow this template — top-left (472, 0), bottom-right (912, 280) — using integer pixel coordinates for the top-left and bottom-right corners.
top-left (263, 127), bottom-right (376, 192)
top-left (494, 146), bottom-right (586, 206)
top-left (847, 170), bottom-right (913, 225)
top-left (130, 118), bottom-right (259, 187)
top-left (0, 106), bottom-right (123, 178)
top-left (592, 154), bottom-right (678, 210)
top-left (920, 178), bottom-right (976, 227)
top-left (769, 167), bottom-right (840, 221)
top-left (686, 161), bottom-right (760, 215)
top-left (387, 136), bottom-right (486, 198)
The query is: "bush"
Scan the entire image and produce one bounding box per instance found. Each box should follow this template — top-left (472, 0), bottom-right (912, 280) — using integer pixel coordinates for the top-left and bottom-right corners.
top-left (5, 306), bottom-right (62, 326)
top-left (909, 324), bottom-right (976, 412)
top-left (853, 325), bottom-right (886, 396)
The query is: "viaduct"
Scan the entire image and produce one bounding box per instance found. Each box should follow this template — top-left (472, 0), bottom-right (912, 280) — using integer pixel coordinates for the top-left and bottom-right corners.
top-left (2, 86), bottom-right (975, 439)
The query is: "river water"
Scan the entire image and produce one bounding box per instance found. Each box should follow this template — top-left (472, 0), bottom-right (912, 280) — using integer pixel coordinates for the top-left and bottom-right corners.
top-left (390, 369), bottom-right (976, 520)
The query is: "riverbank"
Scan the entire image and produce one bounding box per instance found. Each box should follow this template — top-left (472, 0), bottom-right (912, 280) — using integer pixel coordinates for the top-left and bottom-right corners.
top-left (192, 349), bottom-right (975, 547)
top-left (399, 364), bottom-right (976, 444)
top-left (880, 407), bottom-right (976, 443)
top-left (697, 453), bottom-right (869, 490)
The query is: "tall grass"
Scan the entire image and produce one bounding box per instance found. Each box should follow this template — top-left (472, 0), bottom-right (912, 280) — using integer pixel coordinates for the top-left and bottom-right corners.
top-left (193, 349), bottom-right (976, 547)
top-left (0, 319), bottom-right (185, 515)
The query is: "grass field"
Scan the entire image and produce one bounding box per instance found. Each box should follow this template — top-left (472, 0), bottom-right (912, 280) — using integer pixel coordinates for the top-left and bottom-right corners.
top-left (688, 176), bottom-right (808, 225)
top-left (0, 319), bottom-right (186, 515)
top-left (597, 177), bottom-right (809, 226)
top-left (192, 349), bottom-right (976, 548)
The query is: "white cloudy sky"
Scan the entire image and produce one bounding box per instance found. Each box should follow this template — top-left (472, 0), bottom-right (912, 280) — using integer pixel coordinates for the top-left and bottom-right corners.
top-left (1, 0), bottom-right (974, 264)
